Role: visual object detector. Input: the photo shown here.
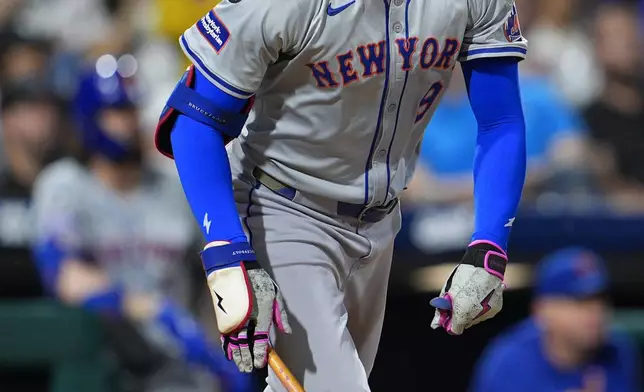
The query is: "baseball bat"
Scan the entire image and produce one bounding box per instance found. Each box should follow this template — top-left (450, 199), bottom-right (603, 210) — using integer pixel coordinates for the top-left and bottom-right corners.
top-left (268, 348), bottom-right (304, 392)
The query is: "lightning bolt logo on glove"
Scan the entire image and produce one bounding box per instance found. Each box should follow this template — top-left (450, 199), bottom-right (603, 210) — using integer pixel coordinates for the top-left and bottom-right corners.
top-left (430, 240), bottom-right (507, 335)
top-left (201, 241), bottom-right (291, 373)
top-left (214, 291), bottom-right (227, 314)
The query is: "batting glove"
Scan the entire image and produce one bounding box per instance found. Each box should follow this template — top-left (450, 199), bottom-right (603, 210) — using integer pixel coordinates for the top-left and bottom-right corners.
top-left (201, 241), bottom-right (291, 373)
top-left (430, 240), bottom-right (507, 335)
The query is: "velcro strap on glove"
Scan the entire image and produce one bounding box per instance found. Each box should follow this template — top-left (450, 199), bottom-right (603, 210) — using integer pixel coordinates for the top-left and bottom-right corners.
top-left (201, 242), bottom-right (255, 333)
top-left (461, 240), bottom-right (508, 280)
top-left (200, 242), bottom-right (257, 273)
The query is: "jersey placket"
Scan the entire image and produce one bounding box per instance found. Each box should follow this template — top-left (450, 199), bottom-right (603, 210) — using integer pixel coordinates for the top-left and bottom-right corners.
top-left (369, 0), bottom-right (408, 207)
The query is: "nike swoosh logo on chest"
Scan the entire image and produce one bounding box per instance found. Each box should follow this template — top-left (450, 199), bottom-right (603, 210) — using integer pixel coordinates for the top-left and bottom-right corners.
top-left (327, 0), bottom-right (356, 16)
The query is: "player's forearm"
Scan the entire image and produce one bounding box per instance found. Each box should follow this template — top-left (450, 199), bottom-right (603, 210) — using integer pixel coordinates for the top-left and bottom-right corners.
top-left (171, 119), bottom-right (247, 244)
top-left (159, 66), bottom-right (250, 245)
top-left (472, 122), bottom-right (525, 250)
top-left (464, 58), bottom-right (526, 251)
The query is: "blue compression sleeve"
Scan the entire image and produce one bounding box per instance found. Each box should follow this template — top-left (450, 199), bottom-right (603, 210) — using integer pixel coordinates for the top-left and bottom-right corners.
top-left (462, 58), bottom-right (526, 251)
top-left (171, 69), bottom-right (248, 244)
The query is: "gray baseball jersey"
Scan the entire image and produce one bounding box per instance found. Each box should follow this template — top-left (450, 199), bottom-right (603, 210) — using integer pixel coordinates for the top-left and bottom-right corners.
top-left (180, 0), bottom-right (527, 206)
top-left (31, 159), bottom-right (214, 392)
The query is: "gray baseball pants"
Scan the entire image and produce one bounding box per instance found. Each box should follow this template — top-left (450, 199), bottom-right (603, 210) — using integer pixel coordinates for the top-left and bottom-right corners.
top-left (228, 149), bottom-right (401, 392)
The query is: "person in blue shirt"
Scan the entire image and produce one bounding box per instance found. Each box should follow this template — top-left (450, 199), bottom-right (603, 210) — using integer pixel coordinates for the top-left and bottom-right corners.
top-left (471, 248), bottom-right (640, 392)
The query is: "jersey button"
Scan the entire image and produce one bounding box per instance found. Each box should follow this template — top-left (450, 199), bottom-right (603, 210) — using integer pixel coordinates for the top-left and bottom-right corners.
top-left (378, 149), bottom-right (386, 157)
top-left (387, 104), bottom-right (397, 113)
top-left (393, 22), bottom-right (403, 33)
top-left (394, 0), bottom-right (404, 6)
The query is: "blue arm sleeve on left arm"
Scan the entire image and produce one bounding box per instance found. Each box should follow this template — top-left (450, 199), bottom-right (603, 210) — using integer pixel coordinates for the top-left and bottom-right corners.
top-left (462, 58), bottom-right (527, 251)
top-left (171, 68), bottom-right (249, 244)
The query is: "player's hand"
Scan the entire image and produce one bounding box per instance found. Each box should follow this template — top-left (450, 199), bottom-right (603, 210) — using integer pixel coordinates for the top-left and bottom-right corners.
top-left (430, 241), bottom-right (507, 335)
top-left (218, 267), bottom-right (291, 373)
top-left (201, 241), bottom-right (291, 373)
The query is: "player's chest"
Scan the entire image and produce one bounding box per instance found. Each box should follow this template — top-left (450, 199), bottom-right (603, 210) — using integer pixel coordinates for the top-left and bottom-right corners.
top-left (302, 0), bottom-right (469, 88)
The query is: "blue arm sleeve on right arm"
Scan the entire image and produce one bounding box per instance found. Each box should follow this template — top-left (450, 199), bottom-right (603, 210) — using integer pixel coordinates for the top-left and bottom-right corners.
top-left (171, 69), bottom-right (249, 244)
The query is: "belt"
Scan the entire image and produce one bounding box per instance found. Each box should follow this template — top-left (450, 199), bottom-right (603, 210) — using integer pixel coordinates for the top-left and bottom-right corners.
top-left (252, 167), bottom-right (398, 223)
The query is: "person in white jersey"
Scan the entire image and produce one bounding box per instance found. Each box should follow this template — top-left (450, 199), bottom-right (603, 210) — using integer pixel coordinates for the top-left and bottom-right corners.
top-left (155, 1), bottom-right (529, 390)
top-left (31, 61), bottom-right (253, 392)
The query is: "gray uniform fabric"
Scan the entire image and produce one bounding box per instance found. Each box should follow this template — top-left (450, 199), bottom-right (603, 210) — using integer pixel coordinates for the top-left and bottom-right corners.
top-left (181, 0), bottom-right (527, 206)
top-left (229, 150), bottom-right (401, 391)
top-left (180, 0), bottom-right (527, 390)
top-left (31, 158), bottom-right (214, 392)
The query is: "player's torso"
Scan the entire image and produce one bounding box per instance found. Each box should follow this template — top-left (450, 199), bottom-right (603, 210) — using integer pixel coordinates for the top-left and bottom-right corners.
top-left (241, 0), bottom-right (470, 204)
top-left (73, 168), bottom-right (195, 302)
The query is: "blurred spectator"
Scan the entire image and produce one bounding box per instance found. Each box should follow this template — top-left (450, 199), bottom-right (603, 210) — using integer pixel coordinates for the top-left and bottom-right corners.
top-left (12, 0), bottom-right (133, 54)
top-left (0, 34), bottom-right (51, 87)
top-left (0, 0), bottom-right (23, 33)
top-left (30, 63), bottom-right (252, 392)
top-left (405, 65), bottom-right (589, 207)
top-left (0, 82), bottom-right (66, 299)
top-left (583, 3), bottom-right (644, 214)
top-left (525, 0), bottom-right (602, 106)
top-left (471, 248), bottom-right (640, 392)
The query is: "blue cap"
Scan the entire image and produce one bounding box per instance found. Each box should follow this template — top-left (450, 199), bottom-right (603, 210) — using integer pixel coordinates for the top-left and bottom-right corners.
top-left (535, 247), bottom-right (608, 298)
top-left (72, 55), bottom-right (141, 162)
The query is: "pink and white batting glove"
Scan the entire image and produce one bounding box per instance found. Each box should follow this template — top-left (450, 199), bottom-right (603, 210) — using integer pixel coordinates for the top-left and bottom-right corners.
top-left (430, 240), bottom-right (507, 335)
top-left (201, 241), bottom-right (291, 373)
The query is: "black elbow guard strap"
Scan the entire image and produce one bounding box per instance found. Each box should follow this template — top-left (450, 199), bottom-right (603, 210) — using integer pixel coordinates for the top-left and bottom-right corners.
top-left (155, 65), bottom-right (251, 158)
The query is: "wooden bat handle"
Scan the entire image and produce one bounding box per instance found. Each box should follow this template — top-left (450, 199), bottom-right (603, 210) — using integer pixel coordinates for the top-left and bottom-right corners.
top-left (268, 349), bottom-right (304, 392)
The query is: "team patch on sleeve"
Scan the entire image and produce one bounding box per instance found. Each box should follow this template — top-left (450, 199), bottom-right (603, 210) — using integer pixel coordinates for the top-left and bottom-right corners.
top-left (197, 10), bottom-right (231, 53)
top-left (504, 4), bottom-right (522, 43)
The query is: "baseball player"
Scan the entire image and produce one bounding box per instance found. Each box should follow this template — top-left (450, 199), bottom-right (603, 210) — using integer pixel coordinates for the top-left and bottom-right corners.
top-left (155, 0), bottom-right (528, 390)
top-left (31, 63), bottom-right (252, 392)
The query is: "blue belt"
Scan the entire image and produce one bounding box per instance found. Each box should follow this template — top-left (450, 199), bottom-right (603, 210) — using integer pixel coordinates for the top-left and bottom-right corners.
top-left (252, 167), bottom-right (398, 223)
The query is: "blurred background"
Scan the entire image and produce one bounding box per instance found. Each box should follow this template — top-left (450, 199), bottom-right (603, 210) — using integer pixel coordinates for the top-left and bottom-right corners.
top-left (0, 0), bottom-right (642, 391)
